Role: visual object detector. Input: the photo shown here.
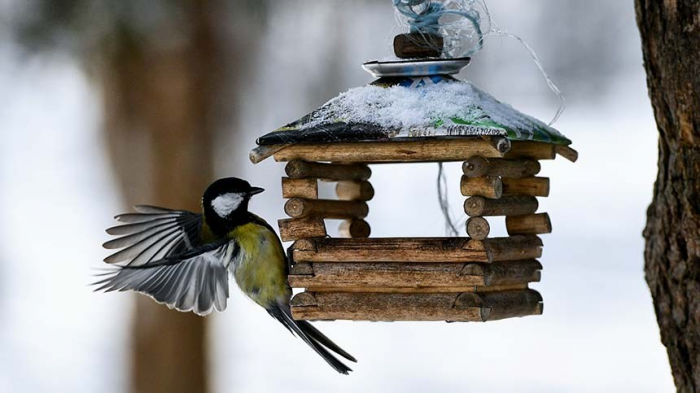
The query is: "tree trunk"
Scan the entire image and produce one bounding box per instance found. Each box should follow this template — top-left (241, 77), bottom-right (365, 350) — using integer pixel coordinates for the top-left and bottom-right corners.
top-left (635, 1), bottom-right (700, 391)
top-left (100, 3), bottom-right (223, 393)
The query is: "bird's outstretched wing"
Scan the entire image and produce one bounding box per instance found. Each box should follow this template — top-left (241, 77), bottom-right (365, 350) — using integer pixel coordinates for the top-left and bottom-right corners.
top-left (95, 240), bottom-right (237, 316)
top-left (103, 205), bottom-right (202, 267)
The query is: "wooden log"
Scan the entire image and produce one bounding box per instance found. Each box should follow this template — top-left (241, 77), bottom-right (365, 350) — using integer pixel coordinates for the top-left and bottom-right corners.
top-left (305, 284), bottom-right (529, 294)
top-left (464, 196), bottom-right (539, 217)
top-left (462, 157), bottom-right (541, 178)
top-left (462, 260), bottom-right (543, 286)
top-left (291, 292), bottom-right (481, 321)
top-left (394, 33), bottom-right (444, 59)
top-left (249, 144), bottom-right (285, 164)
top-left (287, 260), bottom-right (542, 289)
top-left (466, 217), bottom-right (490, 240)
top-left (506, 213), bottom-right (552, 236)
top-left (502, 177), bottom-right (550, 197)
top-left (481, 136), bottom-right (512, 154)
top-left (460, 176), bottom-right (503, 199)
top-left (555, 145), bottom-right (579, 163)
top-left (455, 289), bottom-right (543, 321)
top-left (272, 139), bottom-right (504, 163)
top-left (277, 217), bottom-right (327, 242)
top-left (291, 236), bottom-right (541, 263)
top-left (475, 283), bottom-right (528, 293)
top-left (281, 177), bottom-right (318, 199)
top-left (284, 198), bottom-right (369, 219)
top-left (289, 262), bottom-right (487, 288)
top-left (336, 181), bottom-right (375, 201)
top-left (285, 160), bottom-right (371, 181)
top-left (289, 262), bottom-right (314, 276)
top-left (292, 237), bottom-right (489, 263)
top-left (338, 219), bottom-right (371, 238)
top-left (468, 236), bottom-right (543, 262)
top-left (506, 141), bottom-right (556, 160)
top-left (290, 290), bottom-right (543, 322)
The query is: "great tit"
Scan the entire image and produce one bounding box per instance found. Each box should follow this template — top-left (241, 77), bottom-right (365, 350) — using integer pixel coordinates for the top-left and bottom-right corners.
top-left (95, 177), bottom-right (356, 374)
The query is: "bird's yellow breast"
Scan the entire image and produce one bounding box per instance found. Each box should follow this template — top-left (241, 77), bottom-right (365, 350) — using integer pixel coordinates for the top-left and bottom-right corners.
top-left (229, 221), bottom-right (289, 306)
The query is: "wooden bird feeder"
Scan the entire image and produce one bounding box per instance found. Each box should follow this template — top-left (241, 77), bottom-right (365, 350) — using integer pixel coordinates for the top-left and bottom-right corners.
top-left (250, 31), bottom-right (577, 323)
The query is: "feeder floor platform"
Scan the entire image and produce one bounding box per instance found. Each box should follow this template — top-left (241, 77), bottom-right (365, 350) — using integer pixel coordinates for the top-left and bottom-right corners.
top-left (290, 236), bottom-right (543, 264)
top-left (288, 260), bottom-right (542, 291)
top-left (290, 289), bottom-right (543, 322)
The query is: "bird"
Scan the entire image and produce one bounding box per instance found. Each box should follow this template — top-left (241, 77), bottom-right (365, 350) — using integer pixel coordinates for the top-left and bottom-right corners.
top-left (95, 177), bottom-right (356, 374)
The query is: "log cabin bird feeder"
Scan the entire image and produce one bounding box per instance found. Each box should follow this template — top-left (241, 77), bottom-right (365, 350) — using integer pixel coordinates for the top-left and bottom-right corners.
top-left (250, 2), bottom-right (577, 323)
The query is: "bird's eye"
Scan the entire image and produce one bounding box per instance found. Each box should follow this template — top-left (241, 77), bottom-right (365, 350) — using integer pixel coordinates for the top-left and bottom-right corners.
top-left (211, 193), bottom-right (244, 217)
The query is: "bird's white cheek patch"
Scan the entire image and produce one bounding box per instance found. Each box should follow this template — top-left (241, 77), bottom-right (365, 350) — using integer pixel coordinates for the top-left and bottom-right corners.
top-left (211, 193), bottom-right (244, 217)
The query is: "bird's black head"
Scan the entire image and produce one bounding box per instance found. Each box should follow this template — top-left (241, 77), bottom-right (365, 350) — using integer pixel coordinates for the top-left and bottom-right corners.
top-left (202, 178), bottom-right (264, 229)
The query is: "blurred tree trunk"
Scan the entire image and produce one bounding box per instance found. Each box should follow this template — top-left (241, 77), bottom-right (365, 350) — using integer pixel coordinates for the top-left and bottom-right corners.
top-left (636, 1), bottom-right (700, 391)
top-left (101, 3), bottom-right (222, 393)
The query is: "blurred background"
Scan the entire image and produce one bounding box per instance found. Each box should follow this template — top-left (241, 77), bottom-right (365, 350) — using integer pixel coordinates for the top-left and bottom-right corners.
top-left (0, 1), bottom-right (674, 392)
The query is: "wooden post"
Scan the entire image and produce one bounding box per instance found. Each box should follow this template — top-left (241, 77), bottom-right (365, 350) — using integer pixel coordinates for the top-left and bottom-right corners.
top-left (289, 262), bottom-right (314, 276)
top-left (455, 289), bottom-right (544, 321)
top-left (481, 136), bottom-right (512, 154)
top-left (250, 145), bottom-right (285, 164)
top-left (278, 217), bottom-right (327, 242)
top-left (460, 176), bottom-right (503, 199)
top-left (506, 213), bottom-right (552, 236)
top-left (290, 290), bottom-right (542, 322)
top-left (302, 284), bottom-right (529, 294)
top-left (462, 157), bottom-right (541, 178)
top-left (281, 177), bottom-right (318, 199)
top-left (462, 259), bottom-right (543, 286)
top-left (502, 177), bottom-right (550, 197)
top-left (468, 236), bottom-right (543, 263)
top-left (290, 292), bottom-right (482, 321)
top-left (272, 139), bottom-right (505, 163)
top-left (285, 160), bottom-right (371, 181)
top-left (291, 292), bottom-right (478, 322)
top-left (284, 198), bottom-right (369, 219)
top-left (288, 260), bottom-right (542, 290)
top-left (288, 262), bottom-right (488, 289)
top-left (291, 236), bottom-right (541, 263)
top-left (466, 217), bottom-right (490, 240)
top-left (555, 145), bottom-right (579, 163)
top-left (464, 195), bottom-right (539, 217)
top-left (505, 141), bottom-right (556, 160)
top-left (394, 33), bottom-right (444, 59)
top-left (336, 181), bottom-right (375, 201)
top-left (338, 219), bottom-right (371, 238)
top-left (292, 237), bottom-right (489, 263)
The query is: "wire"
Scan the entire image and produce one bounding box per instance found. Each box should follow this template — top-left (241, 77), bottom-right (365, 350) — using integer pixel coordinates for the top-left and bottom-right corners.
top-left (437, 162), bottom-right (460, 237)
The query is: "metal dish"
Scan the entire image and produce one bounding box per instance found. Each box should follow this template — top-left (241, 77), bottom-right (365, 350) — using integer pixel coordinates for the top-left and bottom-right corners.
top-left (362, 57), bottom-right (471, 77)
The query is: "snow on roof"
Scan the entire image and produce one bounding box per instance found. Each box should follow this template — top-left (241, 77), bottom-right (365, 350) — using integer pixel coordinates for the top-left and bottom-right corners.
top-left (257, 77), bottom-right (571, 146)
top-left (303, 80), bottom-right (565, 140)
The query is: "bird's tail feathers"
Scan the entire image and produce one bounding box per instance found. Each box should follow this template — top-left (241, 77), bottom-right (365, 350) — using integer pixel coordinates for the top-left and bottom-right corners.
top-left (269, 304), bottom-right (355, 374)
top-left (295, 319), bottom-right (356, 363)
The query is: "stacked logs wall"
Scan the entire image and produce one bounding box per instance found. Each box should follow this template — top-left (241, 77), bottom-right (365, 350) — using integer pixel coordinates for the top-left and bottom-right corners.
top-left (461, 156), bottom-right (552, 240)
top-left (278, 160), bottom-right (373, 242)
top-left (271, 140), bottom-right (569, 322)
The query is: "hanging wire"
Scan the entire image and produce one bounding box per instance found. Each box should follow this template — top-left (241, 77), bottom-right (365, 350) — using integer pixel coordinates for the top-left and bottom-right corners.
top-left (474, 1), bottom-right (566, 125)
top-left (437, 162), bottom-right (460, 237)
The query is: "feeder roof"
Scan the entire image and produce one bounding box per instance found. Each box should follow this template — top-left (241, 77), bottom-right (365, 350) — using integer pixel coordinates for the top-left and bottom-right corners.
top-left (256, 75), bottom-right (572, 148)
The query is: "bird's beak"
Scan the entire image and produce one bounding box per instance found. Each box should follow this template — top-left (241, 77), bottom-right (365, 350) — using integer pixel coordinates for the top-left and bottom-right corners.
top-left (248, 187), bottom-right (265, 196)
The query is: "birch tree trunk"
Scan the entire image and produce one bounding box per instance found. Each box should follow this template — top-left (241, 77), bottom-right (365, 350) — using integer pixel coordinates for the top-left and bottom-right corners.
top-left (635, 1), bottom-right (700, 391)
